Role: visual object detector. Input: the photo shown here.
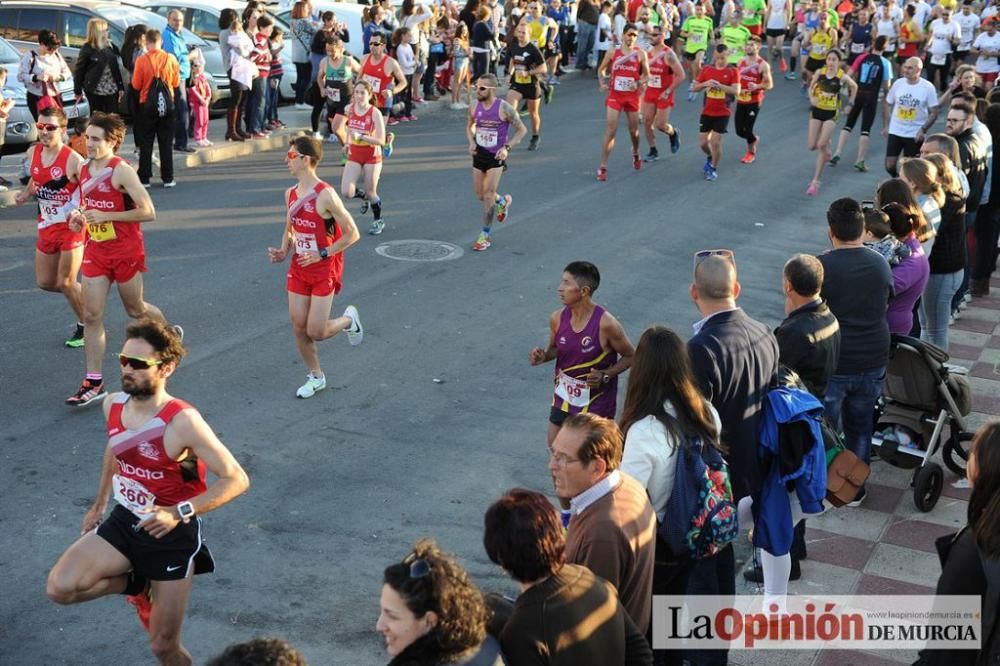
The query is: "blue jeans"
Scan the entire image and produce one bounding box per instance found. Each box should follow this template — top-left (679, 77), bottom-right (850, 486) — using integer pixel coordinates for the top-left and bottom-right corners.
top-left (823, 367), bottom-right (886, 466)
top-left (919, 270), bottom-right (963, 351)
top-left (576, 21), bottom-right (596, 67)
top-left (265, 75), bottom-right (281, 123)
top-left (684, 544), bottom-right (734, 665)
top-left (245, 77), bottom-right (266, 134)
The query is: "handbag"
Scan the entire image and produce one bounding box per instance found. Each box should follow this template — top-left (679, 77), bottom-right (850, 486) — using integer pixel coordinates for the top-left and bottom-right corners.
top-left (822, 419), bottom-right (871, 507)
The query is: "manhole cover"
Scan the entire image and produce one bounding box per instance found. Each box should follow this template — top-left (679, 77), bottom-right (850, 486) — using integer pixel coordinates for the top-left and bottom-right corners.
top-left (374, 240), bottom-right (464, 262)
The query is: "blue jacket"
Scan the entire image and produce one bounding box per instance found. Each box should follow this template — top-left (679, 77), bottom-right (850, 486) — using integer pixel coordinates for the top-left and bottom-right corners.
top-left (753, 383), bottom-right (827, 556)
top-left (162, 27), bottom-right (190, 81)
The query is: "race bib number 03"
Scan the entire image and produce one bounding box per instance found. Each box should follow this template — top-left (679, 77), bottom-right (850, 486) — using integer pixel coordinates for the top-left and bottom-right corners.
top-left (87, 221), bottom-right (117, 242)
top-left (40, 201), bottom-right (64, 223)
top-left (555, 372), bottom-right (591, 408)
top-left (113, 474), bottom-right (156, 519)
top-left (293, 231), bottom-right (319, 255)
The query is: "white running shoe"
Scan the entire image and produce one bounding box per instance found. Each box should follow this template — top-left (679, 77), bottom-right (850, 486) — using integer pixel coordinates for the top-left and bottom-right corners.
top-left (344, 305), bottom-right (363, 346)
top-left (296, 373), bottom-right (327, 398)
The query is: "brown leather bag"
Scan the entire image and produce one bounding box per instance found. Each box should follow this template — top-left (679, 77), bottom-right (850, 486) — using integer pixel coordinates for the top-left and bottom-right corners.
top-left (826, 449), bottom-right (871, 507)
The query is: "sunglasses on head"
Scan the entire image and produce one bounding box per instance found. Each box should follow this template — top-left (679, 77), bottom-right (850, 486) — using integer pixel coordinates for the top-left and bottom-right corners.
top-left (118, 353), bottom-right (163, 370)
top-left (403, 553), bottom-right (431, 578)
top-left (693, 248), bottom-right (735, 268)
top-left (36, 122), bottom-right (62, 132)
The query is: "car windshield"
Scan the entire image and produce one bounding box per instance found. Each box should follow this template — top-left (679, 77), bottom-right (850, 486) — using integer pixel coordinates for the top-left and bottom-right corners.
top-left (0, 38), bottom-right (20, 65)
top-left (98, 4), bottom-right (210, 47)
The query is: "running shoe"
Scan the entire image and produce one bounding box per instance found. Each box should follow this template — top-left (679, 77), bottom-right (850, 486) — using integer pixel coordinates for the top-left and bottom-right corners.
top-left (528, 136), bottom-right (539, 151)
top-left (296, 374), bottom-right (327, 399)
top-left (703, 155), bottom-right (713, 174)
top-left (65, 323), bottom-right (85, 348)
top-left (496, 194), bottom-right (512, 222)
top-left (401, 115), bottom-right (418, 122)
top-left (799, 84), bottom-right (807, 96)
top-left (387, 117), bottom-right (400, 126)
top-left (472, 233), bottom-right (492, 251)
top-left (669, 128), bottom-right (681, 153)
top-left (806, 180), bottom-right (820, 196)
top-left (326, 134), bottom-right (339, 144)
top-left (740, 151), bottom-right (756, 164)
top-left (853, 160), bottom-right (868, 172)
top-left (705, 166), bottom-right (718, 182)
top-left (163, 181), bottom-right (177, 189)
top-left (369, 219), bottom-right (385, 235)
top-left (828, 154), bottom-right (841, 166)
top-left (171, 324), bottom-right (184, 342)
top-left (343, 305), bottom-right (363, 346)
top-left (597, 166), bottom-right (607, 182)
top-left (66, 379), bottom-right (106, 407)
top-left (360, 196), bottom-right (370, 215)
top-left (126, 586), bottom-right (153, 631)
top-left (632, 153), bottom-right (642, 170)
top-left (779, 59), bottom-right (788, 73)
top-left (785, 72), bottom-right (797, 80)
top-left (687, 90), bottom-right (697, 102)
top-left (383, 132), bottom-right (396, 159)
top-left (313, 131), bottom-right (323, 139)
top-left (643, 148), bottom-right (659, 162)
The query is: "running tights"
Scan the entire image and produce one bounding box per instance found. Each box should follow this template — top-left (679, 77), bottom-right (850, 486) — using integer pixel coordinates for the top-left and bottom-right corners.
top-left (734, 103), bottom-right (760, 146)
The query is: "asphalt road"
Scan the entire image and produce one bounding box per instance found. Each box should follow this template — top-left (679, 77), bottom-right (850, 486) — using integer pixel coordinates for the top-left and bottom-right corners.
top-left (1, 71), bottom-right (886, 665)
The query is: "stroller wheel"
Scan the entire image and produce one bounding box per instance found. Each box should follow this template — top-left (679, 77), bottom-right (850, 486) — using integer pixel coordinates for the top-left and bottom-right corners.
top-left (913, 463), bottom-right (944, 512)
top-left (942, 431), bottom-right (973, 479)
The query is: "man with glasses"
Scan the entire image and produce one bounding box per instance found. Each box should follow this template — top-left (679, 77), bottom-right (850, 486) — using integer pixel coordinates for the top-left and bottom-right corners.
top-left (14, 106), bottom-right (86, 348)
top-left (64, 113), bottom-right (179, 407)
top-left (641, 25), bottom-right (685, 161)
top-left (360, 36), bottom-right (407, 140)
top-left (597, 25), bottom-right (649, 179)
top-left (693, 44), bottom-right (740, 181)
top-left (466, 74), bottom-right (527, 251)
top-left (944, 99), bottom-right (989, 303)
top-left (507, 23), bottom-right (549, 151)
top-left (46, 318), bottom-right (250, 665)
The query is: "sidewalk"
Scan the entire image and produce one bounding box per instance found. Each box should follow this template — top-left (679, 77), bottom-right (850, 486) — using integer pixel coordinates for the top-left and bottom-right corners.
top-left (733, 282), bottom-right (1000, 666)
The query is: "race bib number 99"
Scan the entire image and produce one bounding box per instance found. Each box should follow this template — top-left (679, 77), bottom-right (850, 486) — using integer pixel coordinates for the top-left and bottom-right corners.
top-left (113, 474), bottom-right (156, 519)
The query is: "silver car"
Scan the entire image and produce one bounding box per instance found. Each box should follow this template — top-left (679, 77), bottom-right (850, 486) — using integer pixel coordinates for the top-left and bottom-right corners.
top-left (0, 36), bottom-right (91, 151)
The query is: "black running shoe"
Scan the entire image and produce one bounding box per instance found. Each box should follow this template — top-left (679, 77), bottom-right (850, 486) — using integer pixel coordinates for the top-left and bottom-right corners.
top-left (65, 323), bottom-right (85, 348)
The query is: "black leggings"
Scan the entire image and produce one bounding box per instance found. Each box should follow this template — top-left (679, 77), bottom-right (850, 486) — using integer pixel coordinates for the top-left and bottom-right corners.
top-left (973, 204), bottom-right (1000, 280)
top-left (310, 85), bottom-right (326, 132)
top-left (294, 62), bottom-right (312, 104)
top-left (925, 55), bottom-right (952, 91)
top-left (843, 90), bottom-right (878, 135)
top-left (734, 103), bottom-right (760, 145)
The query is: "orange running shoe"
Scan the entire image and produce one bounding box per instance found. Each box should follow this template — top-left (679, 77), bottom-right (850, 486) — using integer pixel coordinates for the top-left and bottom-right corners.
top-left (126, 586), bottom-right (153, 631)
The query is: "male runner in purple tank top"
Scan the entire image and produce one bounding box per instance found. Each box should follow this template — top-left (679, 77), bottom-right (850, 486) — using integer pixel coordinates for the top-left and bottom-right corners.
top-left (466, 73), bottom-right (527, 252)
top-left (529, 261), bottom-right (635, 449)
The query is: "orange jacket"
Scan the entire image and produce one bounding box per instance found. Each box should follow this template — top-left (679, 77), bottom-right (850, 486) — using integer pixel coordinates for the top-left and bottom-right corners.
top-left (131, 48), bottom-right (180, 104)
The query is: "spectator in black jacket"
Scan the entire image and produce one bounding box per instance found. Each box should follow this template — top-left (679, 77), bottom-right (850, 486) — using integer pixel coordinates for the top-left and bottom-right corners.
top-left (971, 103), bottom-right (1000, 298)
top-left (73, 19), bottom-right (125, 114)
top-left (945, 99), bottom-right (989, 308)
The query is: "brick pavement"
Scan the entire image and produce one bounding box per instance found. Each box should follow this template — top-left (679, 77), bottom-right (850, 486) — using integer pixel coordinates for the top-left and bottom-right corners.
top-left (732, 278), bottom-right (1000, 666)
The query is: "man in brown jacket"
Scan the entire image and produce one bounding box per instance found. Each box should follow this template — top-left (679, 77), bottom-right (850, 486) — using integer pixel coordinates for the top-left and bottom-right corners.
top-left (549, 412), bottom-right (656, 633)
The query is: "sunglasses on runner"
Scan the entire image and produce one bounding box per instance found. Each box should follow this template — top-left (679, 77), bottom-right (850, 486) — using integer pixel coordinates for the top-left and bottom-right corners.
top-left (35, 122), bottom-right (62, 132)
top-left (693, 248), bottom-right (735, 268)
top-left (287, 150), bottom-right (304, 160)
top-left (476, 85), bottom-right (495, 91)
top-left (370, 41), bottom-right (384, 47)
top-left (118, 353), bottom-right (163, 370)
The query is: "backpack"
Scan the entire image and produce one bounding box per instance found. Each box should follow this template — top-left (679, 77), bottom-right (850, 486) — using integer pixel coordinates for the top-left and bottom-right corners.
top-left (143, 59), bottom-right (174, 119)
top-left (659, 431), bottom-right (739, 560)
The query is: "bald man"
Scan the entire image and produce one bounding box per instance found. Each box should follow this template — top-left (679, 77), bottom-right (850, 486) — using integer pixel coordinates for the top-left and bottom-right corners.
top-left (882, 56), bottom-right (939, 176)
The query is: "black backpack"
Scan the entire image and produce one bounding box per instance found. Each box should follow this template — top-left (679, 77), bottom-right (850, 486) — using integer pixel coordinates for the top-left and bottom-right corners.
top-left (144, 75), bottom-right (174, 118)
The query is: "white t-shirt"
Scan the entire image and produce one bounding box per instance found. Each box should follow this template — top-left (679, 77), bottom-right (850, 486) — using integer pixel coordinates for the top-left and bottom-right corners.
top-left (928, 18), bottom-right (961, 56)
top-left (887, 4), bottom-right (903, 22)
top-left (886, 77), bottom-right (939, 137)
top-left (597, 12), bottom-right (613, 50)
top-left (766, 0), bottom-right (788, 29)
top-left (974, 31), bottom-right (1000, 73)
top-left (912, 0), bottom-right (932, 29)
top-left (954, 11), bottom-right (980, 49)
top-left (984, 5), bottom-right (999, 21)
top-left (875, 17), bottom-right (898, 50)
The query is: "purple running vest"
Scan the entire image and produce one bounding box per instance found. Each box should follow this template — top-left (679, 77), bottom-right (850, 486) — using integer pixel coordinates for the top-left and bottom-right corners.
top-left (472, 99), bottom-right (509, 156)
top-left (552, 305), bottom-right (619, 419)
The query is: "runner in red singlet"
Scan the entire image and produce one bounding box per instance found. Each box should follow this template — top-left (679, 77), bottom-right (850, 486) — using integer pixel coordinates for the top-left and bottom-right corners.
top-left (359, 36), bottom-right (406, 152)
top-left (693, 44), bottom-right (741, 181)
top-left (14, 106), bottom-right (87, 347)
top-left (65, 113), bottom-right (177, 408)
top-left (46, 320), bottom-right (249, 666)
top-left (341, 80), bottom-right (389, 236)
top-left (734, 37), bottom-right (774, 164)
top-left (596, 24), bottom-right (649, 181)
top-left (268, 135), bottom-right (363, 399)
top-left (640, 26), bottom-right (685, 162)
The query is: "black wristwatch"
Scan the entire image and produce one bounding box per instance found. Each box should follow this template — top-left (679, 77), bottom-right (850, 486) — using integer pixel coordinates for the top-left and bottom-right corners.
top-left (601, 371), bottom-right (611, 384)
top-left (319, 247), bottom-right (329, 259)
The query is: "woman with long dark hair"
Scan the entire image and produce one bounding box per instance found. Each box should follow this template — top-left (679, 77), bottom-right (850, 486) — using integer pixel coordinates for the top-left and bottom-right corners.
top-left (619, 325), bottom-right (720, 666)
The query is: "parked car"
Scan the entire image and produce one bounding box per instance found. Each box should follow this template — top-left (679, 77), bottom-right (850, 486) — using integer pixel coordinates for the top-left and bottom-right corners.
top-left (0, 35), bottom-right (91, 152)
top-left (0, 0), bottom-right (231, 112)
top-left (134, 0), bottom-right (298, 101)
top-left (274, 1), bottom-right (365, 60)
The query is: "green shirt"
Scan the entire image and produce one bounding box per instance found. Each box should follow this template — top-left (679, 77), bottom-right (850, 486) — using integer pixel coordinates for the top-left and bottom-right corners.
top-left (682, 16), bottom-right (714, 53)
top-left (742, 0), bottom-right (767, 27)
top-left (721, 24), bottom-right (752, 63)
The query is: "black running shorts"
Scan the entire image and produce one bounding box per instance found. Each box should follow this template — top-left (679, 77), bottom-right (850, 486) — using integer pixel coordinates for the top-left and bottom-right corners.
top-left (699, 114), bottom-right (729, 134)
top-left (473, 145), bottom-right (507, 172)
top-left (97, 505), bottom-right (215, 581)
top-left (885, 132), bottom-right (921, 160)
top-left (510, 81), bottom-right (541, 100)
top-left (765, 27), bottom-right (786, 38)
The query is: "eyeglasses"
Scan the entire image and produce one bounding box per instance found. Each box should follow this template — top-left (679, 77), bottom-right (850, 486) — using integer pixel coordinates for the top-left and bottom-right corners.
top-left (370, 41), bottom-right (384, 47)
top-left (476, 85), bottom-right (495, 91)
top-left (118, 353), bottom-right (163, 370)
top-left (548, 447), bottom-right (582, 467)
top-left (402, 553), bottom-right (431, 578)
top-left (35, 122), bottom-right (62, 131)
top-left (693, 248), bottom-right (736, 268)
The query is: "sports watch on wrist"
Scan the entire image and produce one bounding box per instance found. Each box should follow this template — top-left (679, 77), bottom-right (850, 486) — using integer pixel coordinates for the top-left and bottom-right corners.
top-left (319, 247), bottom-right (329, 259)
top-left (601, 371), bottom-right (611, 384)
top-left (177, 501), bottom-right (196, 523)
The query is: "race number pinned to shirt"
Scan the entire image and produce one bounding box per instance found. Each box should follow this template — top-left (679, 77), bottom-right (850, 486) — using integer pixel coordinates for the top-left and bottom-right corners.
top-left (514, 65), bottom-right (532, 84)
top-left (363, 75), bottom-right (381, 92)
top-left (327, 86), bottom-right (341, 102)
top-left (113, 474), bottom-right (156, 519)
top-left (476, 127), bottom-right (498, 148)
top-left (555, 372), bottom-right (591, 408)
top-left (39, 201), bottom-right (65, 225)
top-left (896, 105), bottom-right (917, 121)
top-left (648, 74), bottom-right (662, 89)
top-left (613, 77), bottom-right (638, 92)
top-left (293, 231), bottom-right (319, 255)
top-left (930, 53), bottom-right (947, 65)
top-left (87, 221), bottom-right (117, 242)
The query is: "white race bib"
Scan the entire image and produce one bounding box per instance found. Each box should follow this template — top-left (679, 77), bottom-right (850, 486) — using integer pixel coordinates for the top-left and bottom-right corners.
top-left (327, 86), bottom-right (340, 102)
top-left (39, 200), bottom-right (64, 224)
top-left (363, 75), bottom-right (381, 93)
top-left (293, 231), bottom-right (318, 255)
top-left (113, 474), bottom-right (156, 519)
top-left (850, 42), bottom-right (865, 53)
top-left (648, 74), bottom-right (662, 88)
top-left (476, 128), bottom-right (498, 148)
top-left (555, 372), bottom-right (591, 408)
top-left (613, 76), bottom-right (637, 92)
top-left (930, 53), bottom-right (947, 65)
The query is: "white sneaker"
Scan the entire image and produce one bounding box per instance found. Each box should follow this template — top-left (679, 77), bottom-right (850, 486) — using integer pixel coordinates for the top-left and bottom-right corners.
top-left (344, 305), bottom-right (363, 346)
top-left (313, 131), bottom-right (323, 139)
top-left (296, 103), bottom-right (310, 110)
top-left (326, 134), bottom-right (339, 143)
top-left (296, 373), bottom-right (327, 398)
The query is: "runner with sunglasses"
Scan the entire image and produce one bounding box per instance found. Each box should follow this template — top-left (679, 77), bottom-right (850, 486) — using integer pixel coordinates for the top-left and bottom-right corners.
top-left (14, 107), bottom-right (86, 348)
top-left (597, 24), bottom-right (649, 181)
top-left (507, 22), bottom-right (549, 152)
top-left (269, 135), bottom-right (363, 399)
top-left (641, 26), bottom-right (684, 162)
top-left (46, 319), bottom-right (250, 665)
top-left (359, 36), bottom-right (406, 155)
top-left (467, 73), bottom-right (527, 252)
top-left (734, 37), bottom-right (773, 165)
top-left (64, 113), bottom-right (179, 408)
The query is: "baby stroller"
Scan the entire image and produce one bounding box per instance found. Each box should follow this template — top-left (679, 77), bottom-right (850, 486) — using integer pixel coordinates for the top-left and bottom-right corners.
top-left (871, 335), bottom-right (974, 512)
